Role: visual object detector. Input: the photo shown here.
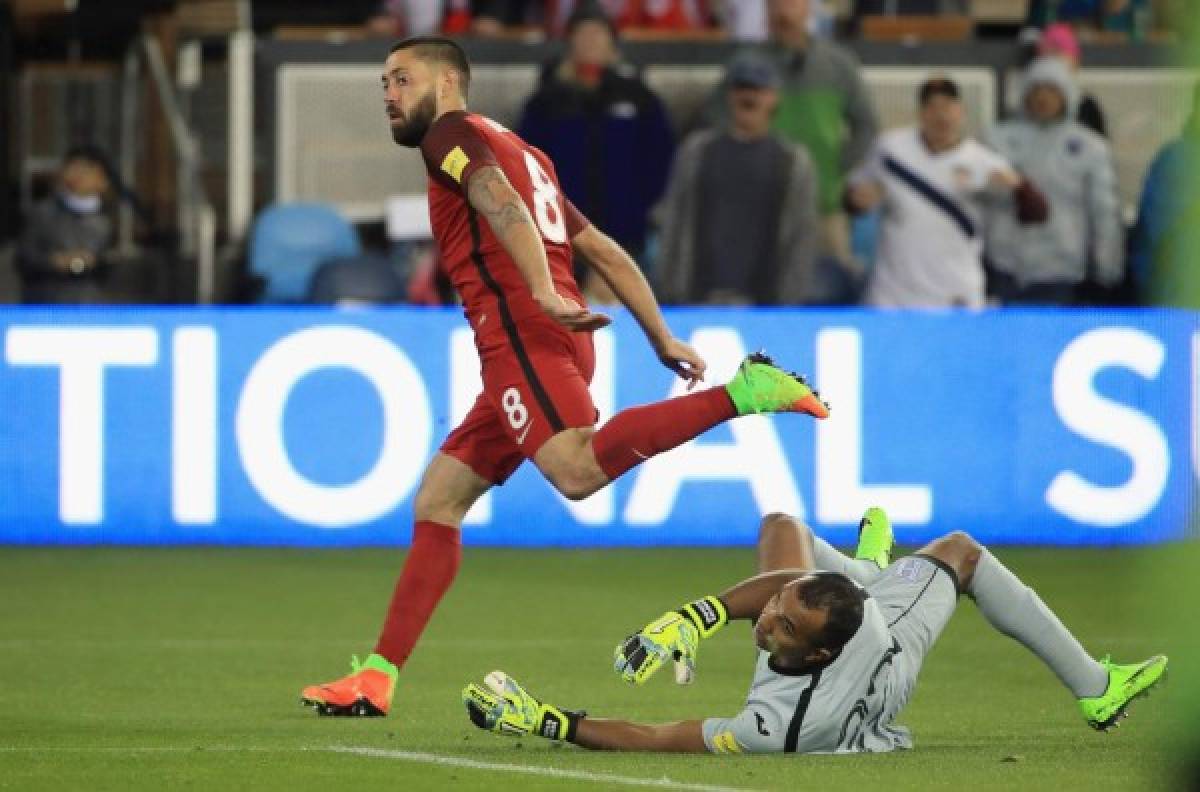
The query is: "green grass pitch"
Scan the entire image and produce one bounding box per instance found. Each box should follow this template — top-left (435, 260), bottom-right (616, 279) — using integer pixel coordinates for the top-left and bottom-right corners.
top-left (2, 542), bottom-right (1195, 791)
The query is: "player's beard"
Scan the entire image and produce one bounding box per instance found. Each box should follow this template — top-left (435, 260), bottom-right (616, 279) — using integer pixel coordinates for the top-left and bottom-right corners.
top-left (390, 91), bottom-right (437, 148)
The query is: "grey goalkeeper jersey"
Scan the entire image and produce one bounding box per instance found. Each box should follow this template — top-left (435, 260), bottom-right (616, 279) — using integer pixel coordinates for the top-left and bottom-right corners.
top-left (702, 598), bottom-right (910, 754)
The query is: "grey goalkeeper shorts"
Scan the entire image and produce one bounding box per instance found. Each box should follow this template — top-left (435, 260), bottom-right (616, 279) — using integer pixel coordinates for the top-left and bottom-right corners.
top-left (867, 554), bottom-right (961, 704)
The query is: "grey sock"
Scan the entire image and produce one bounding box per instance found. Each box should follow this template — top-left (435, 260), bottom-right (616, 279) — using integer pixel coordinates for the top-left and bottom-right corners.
top-left (968, 548), bottom-right (1108, 699)
top-left (812, 536), bottom-right (885, 586)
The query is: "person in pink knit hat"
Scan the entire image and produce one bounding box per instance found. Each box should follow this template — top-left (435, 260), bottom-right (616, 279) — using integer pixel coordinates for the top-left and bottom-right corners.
top-left (1037, 23), bottom-right (1109, 138)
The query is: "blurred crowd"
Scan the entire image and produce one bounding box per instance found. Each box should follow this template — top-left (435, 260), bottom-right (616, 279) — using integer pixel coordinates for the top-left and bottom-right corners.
top-left (8, 0), bottom-right (1197, 309)
top-left (363, 0), bottom-right (1162, 40)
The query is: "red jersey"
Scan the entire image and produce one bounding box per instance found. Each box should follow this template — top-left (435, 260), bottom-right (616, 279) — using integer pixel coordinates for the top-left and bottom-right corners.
top-left (419, 111), bottom-right (589, 342)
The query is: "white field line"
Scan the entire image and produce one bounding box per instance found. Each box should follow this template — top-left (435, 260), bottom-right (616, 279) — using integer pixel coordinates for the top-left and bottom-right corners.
top-left (0, 747), bottom-right (289, 753)
top-left (327, 746), bottom-right (763, 792)
top-left (0, 745), bottom-right (765, 792)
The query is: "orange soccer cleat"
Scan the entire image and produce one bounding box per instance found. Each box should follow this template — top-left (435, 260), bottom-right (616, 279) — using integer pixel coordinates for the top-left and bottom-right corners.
top-left (301, 654), bottom-right (398, 717)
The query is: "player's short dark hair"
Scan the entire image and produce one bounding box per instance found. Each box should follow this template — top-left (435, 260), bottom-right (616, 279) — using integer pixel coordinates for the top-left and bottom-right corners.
top-left (919, 76), bottom-right (961, 106)
top-left (795, 572), bottom-right (866, 653)
top-left (390, 36), bottom-right (472, 99)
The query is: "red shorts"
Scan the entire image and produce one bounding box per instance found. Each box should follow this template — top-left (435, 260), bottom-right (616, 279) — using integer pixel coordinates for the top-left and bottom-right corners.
top-left (440, 317), bottom-right (597, 484)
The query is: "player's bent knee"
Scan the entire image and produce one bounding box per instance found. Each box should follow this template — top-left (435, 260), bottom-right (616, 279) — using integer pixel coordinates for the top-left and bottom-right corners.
top-left (759, 512), bottom-right (806, 539)
top-left (540, 452), bottom-right (606, 502)
top-left (546, 466), bottom-right (601, 502)
top-left (928, 531), bottom-right (983, 586)
top-left (556, 480), bottom-right (594, 501)
top-left (945, 531), bottom-right (982, 557)
top-left (760, 512), bottom-right (791, 528)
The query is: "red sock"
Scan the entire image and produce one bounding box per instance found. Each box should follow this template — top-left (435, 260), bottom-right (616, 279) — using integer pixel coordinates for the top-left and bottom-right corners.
top-left (373, 521), bottom-right (462, 668)
top-left (591, 387), bottom-right (736, 481)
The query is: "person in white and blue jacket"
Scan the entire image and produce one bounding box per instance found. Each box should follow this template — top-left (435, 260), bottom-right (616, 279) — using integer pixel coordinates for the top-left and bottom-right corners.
top-left (983, 56), bottom-right (1124, 304)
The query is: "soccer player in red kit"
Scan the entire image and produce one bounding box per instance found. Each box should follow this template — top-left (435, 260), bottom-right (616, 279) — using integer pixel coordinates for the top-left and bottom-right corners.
top-left (301, 36), bottom-right (831, 717)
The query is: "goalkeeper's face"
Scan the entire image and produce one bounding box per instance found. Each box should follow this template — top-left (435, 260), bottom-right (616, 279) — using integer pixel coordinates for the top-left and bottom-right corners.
top-left (753, 580), bottom-right (832, 666)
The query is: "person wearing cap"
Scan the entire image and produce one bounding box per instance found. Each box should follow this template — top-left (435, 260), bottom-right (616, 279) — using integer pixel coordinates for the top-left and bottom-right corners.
top-left (705, 0), bottom-right (879, 298)
top-left (984, 56), bottom-right (1123, 304)
top-left (656, 52), bottom-right (818, 305)
top-left (518, 2), bottom-right (675, 303)
top-left (16, 145), bottom-right (116, 304)
top-left (846, 78), bottom-right (1046, 309)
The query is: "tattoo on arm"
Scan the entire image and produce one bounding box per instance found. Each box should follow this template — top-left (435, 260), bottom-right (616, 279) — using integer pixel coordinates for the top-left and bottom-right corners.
top-left (467, 166), bottom-right (533, 235)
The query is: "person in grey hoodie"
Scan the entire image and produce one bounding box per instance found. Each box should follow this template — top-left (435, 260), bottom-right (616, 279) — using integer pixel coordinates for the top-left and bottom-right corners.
top-left (657, 52), bottom-right (818, 305)
top-left (702, 0), bottom-right (877, 294)
top-left (983, 56), bottom-right (1123, 304)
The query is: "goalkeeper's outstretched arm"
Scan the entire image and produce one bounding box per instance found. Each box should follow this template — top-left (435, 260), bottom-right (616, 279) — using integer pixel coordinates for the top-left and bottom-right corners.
top-left (463, 671), bottom-right (709, 752)
top-left (573, 718), bottom-right (708, 752)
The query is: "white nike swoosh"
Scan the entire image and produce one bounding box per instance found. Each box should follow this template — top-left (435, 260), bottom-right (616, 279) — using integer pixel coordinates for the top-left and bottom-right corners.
top-left (517, 421), bottom-right (534, 445)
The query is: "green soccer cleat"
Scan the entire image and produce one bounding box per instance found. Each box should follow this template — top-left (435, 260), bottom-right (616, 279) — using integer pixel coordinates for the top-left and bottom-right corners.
top-left (1078, 654), bottom-right (1168, 731)
top-left (854, 506), bottom-right (893, 569)
top-left (463, 671), bottom-right (578, 741)
top-left (725, 352), bottom-right (830, 419)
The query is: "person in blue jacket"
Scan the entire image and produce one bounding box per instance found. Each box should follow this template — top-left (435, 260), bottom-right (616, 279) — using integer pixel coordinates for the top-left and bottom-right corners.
top-left (517, 2), bottom-right (675, 296)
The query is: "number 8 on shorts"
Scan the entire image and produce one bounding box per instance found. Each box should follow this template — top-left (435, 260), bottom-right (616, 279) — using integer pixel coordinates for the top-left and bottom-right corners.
top-left (501, 387), bottom-right (528, 431)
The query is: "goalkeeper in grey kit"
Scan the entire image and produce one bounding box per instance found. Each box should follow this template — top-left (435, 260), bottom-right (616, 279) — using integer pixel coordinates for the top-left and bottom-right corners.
top-left (463, 510), bottom-right (1166, 754)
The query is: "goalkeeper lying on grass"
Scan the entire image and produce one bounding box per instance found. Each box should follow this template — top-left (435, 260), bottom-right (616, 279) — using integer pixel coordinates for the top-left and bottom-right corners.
top-left (463, 510), bottom-right (1167, 754)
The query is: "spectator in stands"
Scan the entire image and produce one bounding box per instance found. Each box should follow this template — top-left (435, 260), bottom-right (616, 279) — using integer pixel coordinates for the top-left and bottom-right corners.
top-left (984, 57), bottom-right (1123, 304)
top-left (1129, 82), bottom-right (1200, 307)
top-left (846, 78), bottom-right (1046, 308)
top-left (367, 0), bottom-right (448, 38)
top-left (367, 0), bottom-right (537, 38)
top-left (470, 0), bottom-right (545, 34)
top-left (709, 0), bottom-right (878, 292)
top-left (1025, 0), bottom-right (1151, 36)
top-left (716, 0), bottom-right (769, 40)
top-left (16, 145), bottom-right (115, 304)
top-left (1034, 23), bottom-right (1108, 138)
top-left (546, 0), bottom-right (715, 36)
top-left (715, 0), bottom-right (835, 41)
top-left (518, 1), bottom-right (675, 284)
top-left (656, 53), bottom-right (818, 305)
top-left (852, 0), bottom-right (967, 17)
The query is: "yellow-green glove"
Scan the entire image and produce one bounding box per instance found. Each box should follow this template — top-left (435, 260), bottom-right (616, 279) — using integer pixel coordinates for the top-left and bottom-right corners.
top-left (613, 596), bottom-right (728, 685)
top-left (463, 670), bottom-right (579, 741)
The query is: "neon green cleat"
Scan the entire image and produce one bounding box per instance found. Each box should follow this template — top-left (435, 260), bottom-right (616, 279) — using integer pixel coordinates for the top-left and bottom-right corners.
top-left (725, 352), bottom-right (830, 419)
top-left (854, 507), bottom-right (893, 569)
top-left (1078, 654), bottom-right (1168, 731)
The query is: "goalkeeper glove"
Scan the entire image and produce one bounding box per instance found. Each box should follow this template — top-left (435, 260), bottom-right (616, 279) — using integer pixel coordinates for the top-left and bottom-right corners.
top-left (613, 595), bottom-right (728, 685)
top-left (462, 671), bottom-right (581, 742)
